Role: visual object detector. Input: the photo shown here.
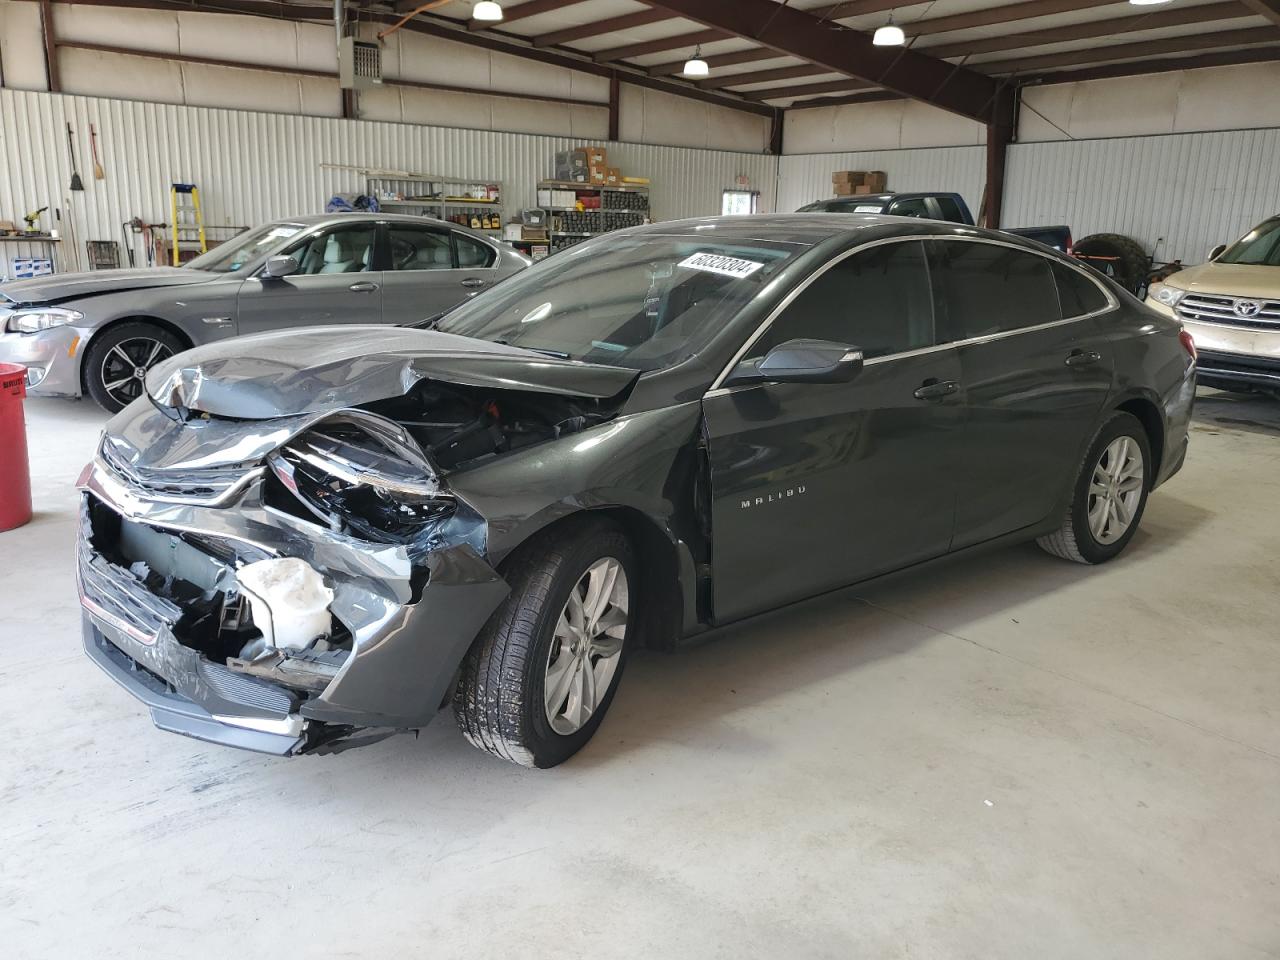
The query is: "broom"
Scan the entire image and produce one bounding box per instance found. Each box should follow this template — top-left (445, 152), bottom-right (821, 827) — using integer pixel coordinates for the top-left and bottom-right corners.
top-left (66, 123), bottom-right (84, 191)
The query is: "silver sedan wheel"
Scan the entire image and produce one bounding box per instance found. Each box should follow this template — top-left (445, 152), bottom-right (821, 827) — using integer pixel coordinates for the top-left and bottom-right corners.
top-left (1087, 436), bottom-right (1144, 545)
top-left (544, 557), bottom-right (628, 736)
top-left (99, 337), bottom-right (174, 408)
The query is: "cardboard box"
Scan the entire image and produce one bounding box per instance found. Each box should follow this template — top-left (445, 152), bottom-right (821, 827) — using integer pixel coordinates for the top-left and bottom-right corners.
top-left (605, 167), bottom-right (621, 184)
top-left (854, 184), bottom-right (875, 195)
top-left (864, 170), bottom-right (888, 191)
top-left (832, 170), bottom-right (865, 186)
top-left (581, 146), bottom-right (607, 166)
top-left (588, 167), bottom-right (607, 184)
top-left (521, 226), bottom-right (549, 241)
top-left (503, 224), bottom-right (523, 242)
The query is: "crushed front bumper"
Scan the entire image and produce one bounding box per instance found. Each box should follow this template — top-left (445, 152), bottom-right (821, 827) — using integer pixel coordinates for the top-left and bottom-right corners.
top-left (77, 446), bottom-right (510, 755)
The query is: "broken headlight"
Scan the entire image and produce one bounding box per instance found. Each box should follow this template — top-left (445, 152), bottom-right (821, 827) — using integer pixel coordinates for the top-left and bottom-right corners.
top-left (267, 412), bottom-right (454, 544)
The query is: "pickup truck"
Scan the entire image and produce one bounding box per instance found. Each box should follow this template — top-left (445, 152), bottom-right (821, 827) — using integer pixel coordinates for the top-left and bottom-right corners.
top-left (797, 192), bottom-right (1159, 295)
top-left (797, 192), bottom-right (1074, 252)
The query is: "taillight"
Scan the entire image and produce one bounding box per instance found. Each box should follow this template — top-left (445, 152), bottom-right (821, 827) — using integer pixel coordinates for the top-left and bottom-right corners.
top-left (1065, 232), bottom-right (1074, 256)
top-left (1179, 328), bottom-right (1197, 361)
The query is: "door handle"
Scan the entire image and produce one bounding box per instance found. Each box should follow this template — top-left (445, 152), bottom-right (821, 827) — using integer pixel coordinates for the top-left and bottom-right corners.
top-left (348, 281), bottom-right (379, 293)
top-left (460, 278), bottom-right (487, 288)
top-left (1065, 349), bottom-right (1102, 367)
top-left (914, 378), bottom-right (960, 401)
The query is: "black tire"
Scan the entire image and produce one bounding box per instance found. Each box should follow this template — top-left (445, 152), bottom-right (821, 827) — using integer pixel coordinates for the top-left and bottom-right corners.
top-left (1037, 411), bottom-right (1152, 564)
top-left (84, 321), bottom-right (186, 413)
top-left (453, 517), bottom-right (636, 768)
top-left (1074, 233), bottom-right (1149, 296)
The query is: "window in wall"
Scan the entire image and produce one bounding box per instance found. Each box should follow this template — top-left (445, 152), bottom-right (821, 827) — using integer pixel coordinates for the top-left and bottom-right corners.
top-left (722, 190), bottom-right (759, 216)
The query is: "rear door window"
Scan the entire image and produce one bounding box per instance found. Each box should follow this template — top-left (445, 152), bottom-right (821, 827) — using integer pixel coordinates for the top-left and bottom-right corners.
top-left (455, 233), bottom-right (496, 268)
top-left (887, 197), bottom-right (931, 219)
top-left (930, 240), bottom-right (1062, 340)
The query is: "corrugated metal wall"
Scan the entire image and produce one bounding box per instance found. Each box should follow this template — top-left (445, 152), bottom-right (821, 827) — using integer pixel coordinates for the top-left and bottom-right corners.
top-left (0, 88), bottom-right (778, 275)
top-left (777, 146), bottom-right (986, 215)
top-left (1003, 128), bottom-right (1280, 263)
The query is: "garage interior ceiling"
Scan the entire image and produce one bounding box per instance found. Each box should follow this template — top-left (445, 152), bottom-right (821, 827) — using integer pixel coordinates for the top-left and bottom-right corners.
top-left (57, 0), bottom-right (1280, 118)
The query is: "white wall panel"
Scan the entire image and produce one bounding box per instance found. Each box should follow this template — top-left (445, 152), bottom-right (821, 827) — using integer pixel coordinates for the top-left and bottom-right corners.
top-left (0, 0), bottom-right (49, 90)
top-left (785, 100), bottom-right (986, 155)
top-left (0, 87), bottom-right (777, 275)
top-left (1003, 127), bottom-right (1280, 263)
top-left (777, 146), bottom-right (986, 215)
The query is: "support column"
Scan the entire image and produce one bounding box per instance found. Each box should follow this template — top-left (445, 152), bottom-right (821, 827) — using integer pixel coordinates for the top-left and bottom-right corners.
top-left (769, 107), bottom-right (784, 156)
top-left (40, 0), bottom-right (61, 93)
top-left (608, 72), bottom-right (620, 142)
top-left (981, 85), bottom-right (1017, 229)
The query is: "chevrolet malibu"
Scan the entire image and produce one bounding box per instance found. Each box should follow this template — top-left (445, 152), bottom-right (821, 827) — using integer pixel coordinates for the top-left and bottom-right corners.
top-left (77, 215), bottom-right (1195, 767)
top-left (0, 213), bottom-right (530, 412)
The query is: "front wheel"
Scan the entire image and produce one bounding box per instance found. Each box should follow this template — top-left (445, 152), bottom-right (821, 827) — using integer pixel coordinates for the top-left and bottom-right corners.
top-left (83, 322), bottom-right (185, 413)
top-left (453, 517), bottom-right (635, 768)
top-left (1037, 411), bottom-right (1152, 564)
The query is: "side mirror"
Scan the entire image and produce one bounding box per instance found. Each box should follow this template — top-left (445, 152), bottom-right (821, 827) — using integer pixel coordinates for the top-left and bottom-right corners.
top-left (726, 338), bottom-right (864, 386)
top-left (263, 255), bottom-right (300, 278)
top-left (1207, 244), bottom-right (1227, 262)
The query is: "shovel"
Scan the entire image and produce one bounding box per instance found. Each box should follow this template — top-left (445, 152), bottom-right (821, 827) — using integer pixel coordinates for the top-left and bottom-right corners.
top-left (66, 123), bottom-right (84, 191)
top-left (90, 123), bottom-right (105, 180)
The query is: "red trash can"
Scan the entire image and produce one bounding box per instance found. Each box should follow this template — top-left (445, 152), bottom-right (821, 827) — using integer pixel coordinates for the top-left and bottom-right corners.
top-left (0, 363), bottom-right (32, 532)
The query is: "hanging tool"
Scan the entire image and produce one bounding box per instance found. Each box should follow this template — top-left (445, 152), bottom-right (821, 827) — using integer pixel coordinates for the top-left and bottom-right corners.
top-left (90, 124), bottom-right (105, 180)
top-left (169, 183), bottom-right (207, 265)
top-left (66, 124), bottom-right (85, 192)
top-left (23, 207), bottom-right (49, 234)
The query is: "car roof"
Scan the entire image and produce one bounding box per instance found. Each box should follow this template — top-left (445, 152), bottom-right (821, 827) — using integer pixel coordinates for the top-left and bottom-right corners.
top-left (626, 213), bottom-right (1023, 250)
top-left (275, 212), bottom-right (479, 228)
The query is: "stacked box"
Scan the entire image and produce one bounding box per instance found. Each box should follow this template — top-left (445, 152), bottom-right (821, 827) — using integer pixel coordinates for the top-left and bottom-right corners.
top-left (832, 169), bottom-right (888, 196)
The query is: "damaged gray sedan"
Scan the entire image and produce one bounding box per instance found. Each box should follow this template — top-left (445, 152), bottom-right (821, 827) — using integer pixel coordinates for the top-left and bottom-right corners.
top-left (78, 216), bottom-right (1194, 766)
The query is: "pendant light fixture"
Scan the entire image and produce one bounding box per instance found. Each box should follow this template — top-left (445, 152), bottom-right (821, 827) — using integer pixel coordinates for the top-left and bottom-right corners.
top-left (683, 46), bottom-right (710, 77)
top-left (873, 14), bottom-right (905, 47)
top-left (473, 1), bottom-right (503, 21)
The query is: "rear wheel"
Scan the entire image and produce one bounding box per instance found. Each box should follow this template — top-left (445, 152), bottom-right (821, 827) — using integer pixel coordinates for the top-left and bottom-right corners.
top-left (84, 322), bottom-right (185, 412)
top-left (1037, 411), bottom-right (1152, 564)
top-left (453, 517), bottom-right (635, 768)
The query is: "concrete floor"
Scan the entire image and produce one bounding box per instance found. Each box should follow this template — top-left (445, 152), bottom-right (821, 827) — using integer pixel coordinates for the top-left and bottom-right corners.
top-left (2, 391), bottom-right (1278, 959)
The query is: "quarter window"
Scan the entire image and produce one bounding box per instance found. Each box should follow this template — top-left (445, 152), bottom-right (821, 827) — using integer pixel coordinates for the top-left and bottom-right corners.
top-left (931, 240), bottom-right (1061, 339)
top-left (1053, 262), bottom-right (1109, 317)
top-left (388, 225), bottom-right (454, 271)
top-left (749, 241), bottom-right (935, 360)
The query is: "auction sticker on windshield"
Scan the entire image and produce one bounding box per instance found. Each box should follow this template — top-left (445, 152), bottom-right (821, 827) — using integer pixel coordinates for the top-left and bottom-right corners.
top-left (678, 252), bottom-right (765, 279)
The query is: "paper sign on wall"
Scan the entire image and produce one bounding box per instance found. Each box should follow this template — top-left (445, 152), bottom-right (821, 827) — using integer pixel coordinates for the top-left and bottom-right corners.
top-left (677, 252), bottom-right (765, 279)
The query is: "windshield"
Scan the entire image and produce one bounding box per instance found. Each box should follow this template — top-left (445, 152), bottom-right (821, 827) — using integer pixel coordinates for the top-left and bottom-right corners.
top-left (1218, 219), bottom-right (1280, 266)
top-left (186, 222), bottom-right (306, 273)
top-left (434, 233), bottom-right (806, 370)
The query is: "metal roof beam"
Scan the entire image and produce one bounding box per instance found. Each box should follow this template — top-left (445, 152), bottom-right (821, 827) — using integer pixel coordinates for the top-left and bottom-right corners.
top-left (532, 8), bottom-right (671, 47)
top-left (643, 0), bottom-right (1005, 121)
top-left (981, 25), bottom-right (1280, 75)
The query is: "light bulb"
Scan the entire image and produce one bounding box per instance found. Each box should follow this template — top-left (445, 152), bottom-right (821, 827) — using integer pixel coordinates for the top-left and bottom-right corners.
top-left (473, 1), bottom-right (503, 21)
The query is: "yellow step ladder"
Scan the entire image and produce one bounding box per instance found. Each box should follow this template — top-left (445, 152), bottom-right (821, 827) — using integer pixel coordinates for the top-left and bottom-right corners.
top-left (169, 182), bottom-right (207, 265)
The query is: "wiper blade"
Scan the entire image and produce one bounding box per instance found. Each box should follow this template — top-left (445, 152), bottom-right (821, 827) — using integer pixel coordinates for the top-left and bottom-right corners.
top-left (492, 338), bottom-right (571, 360)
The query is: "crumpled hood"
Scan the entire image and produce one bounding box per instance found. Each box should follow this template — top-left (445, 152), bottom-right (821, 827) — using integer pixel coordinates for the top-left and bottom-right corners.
top-left (0, 266), bottom-right (221, 305)
top-left (145, 326), bottom-right (640, 418)
top-left (1166, 262), bottom-right (1280, 299)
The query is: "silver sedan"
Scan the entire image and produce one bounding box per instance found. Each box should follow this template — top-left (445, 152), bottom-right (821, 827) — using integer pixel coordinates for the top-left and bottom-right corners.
top-left (0, 213), bottom-right (530, 411)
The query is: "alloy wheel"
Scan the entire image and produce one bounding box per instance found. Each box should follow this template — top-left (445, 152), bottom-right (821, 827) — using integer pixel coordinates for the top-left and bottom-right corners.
top-left (543, 557), bottom-right (628, 735)
top-left (99, 337), bottom-right (174, 408)
top-left (1087, 436), bottom-right (1144, 545)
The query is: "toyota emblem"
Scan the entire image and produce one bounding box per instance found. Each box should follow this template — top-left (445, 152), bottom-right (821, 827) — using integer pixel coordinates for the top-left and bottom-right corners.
top-left (1234, 299), bottom-right (1262, 318)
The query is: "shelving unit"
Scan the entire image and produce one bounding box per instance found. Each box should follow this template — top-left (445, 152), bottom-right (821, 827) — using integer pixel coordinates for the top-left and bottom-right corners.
top-left (535, 180), bottom-right (650, 254)
top-left (366, 174), bottom-right (505, 235)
